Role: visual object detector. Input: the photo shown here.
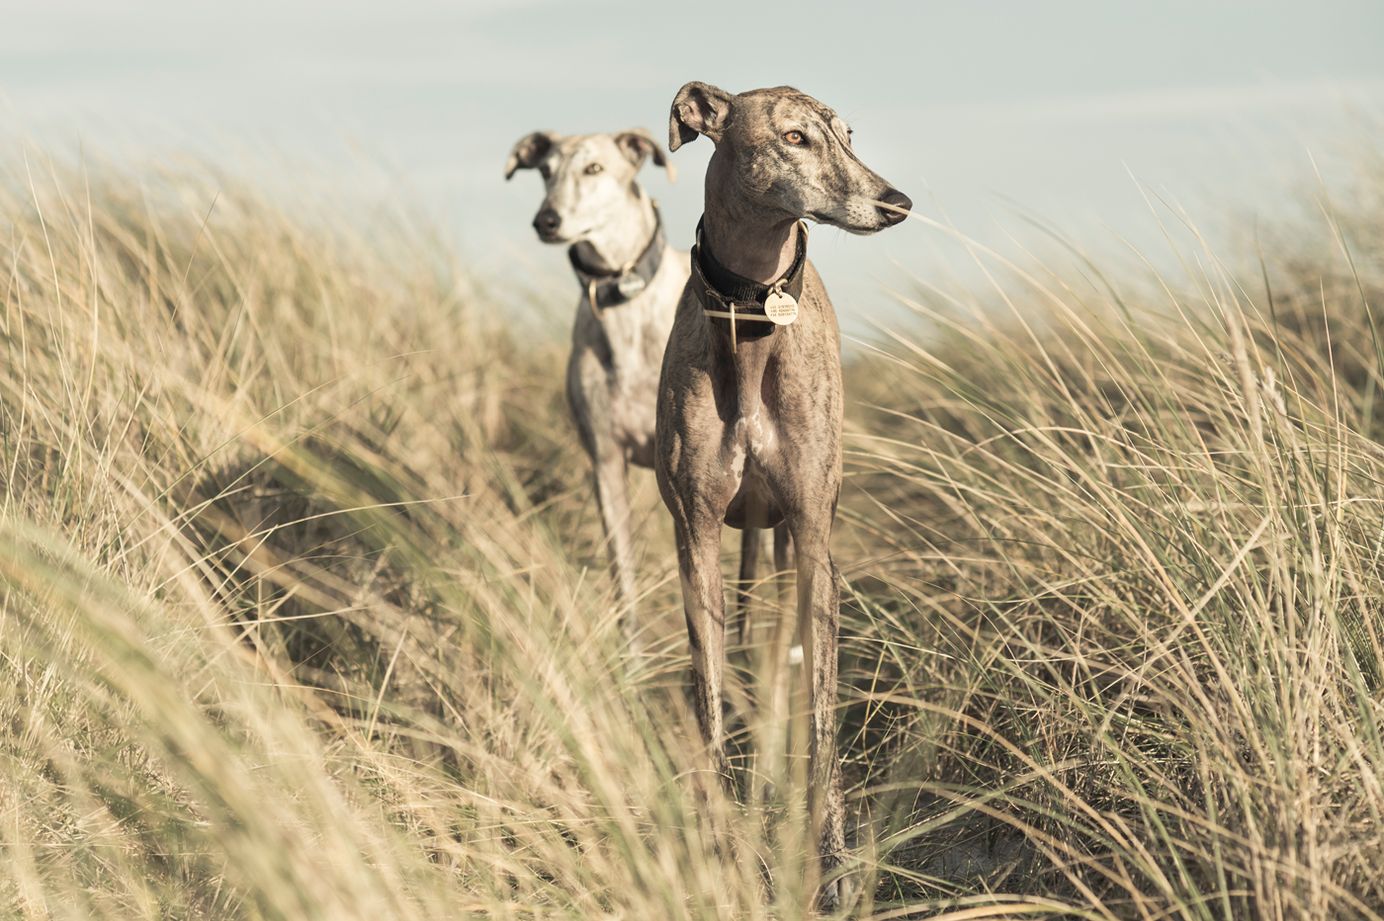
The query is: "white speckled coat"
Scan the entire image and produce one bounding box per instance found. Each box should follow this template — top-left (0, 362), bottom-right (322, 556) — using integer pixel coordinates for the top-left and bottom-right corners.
top-left (506, 129), bottom-right (690, 649)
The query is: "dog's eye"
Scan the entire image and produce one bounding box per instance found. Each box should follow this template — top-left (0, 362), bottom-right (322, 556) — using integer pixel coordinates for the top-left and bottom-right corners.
top-left (584, 163), bottom-right (604, 175)
top-left (783, 130), bottom-right (806, 146)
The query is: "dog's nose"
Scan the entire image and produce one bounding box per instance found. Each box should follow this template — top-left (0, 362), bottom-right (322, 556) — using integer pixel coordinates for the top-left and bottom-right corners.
top-left (877, 189), bottom-right (912, 225)
top-left (533, 208), bottom-right (561, 236)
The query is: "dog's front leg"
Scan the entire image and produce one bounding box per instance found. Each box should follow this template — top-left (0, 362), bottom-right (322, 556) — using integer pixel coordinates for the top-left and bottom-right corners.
top-left (792, 514), bottom-right (848, 910)
top-left (675, 508), bottom-right (732, 788)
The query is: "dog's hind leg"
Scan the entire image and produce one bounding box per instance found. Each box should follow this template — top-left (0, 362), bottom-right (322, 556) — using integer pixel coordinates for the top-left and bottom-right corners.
top-left (753, 522), bottom-right (797, 810)
top-left (773, 524), bottom-right (800, 662)
top-left (734, 527), bottom-right (763, 647)
top-left (727, 526), bottom-right (763, 758)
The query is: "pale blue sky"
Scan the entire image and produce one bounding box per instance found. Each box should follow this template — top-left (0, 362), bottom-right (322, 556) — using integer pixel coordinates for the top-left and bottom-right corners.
top-left (3, 0), bottom-right (1382, 332)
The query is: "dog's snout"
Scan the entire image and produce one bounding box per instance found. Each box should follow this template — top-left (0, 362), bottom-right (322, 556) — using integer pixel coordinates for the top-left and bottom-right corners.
top-left (533, 208), bottom-right (562, 237)
top-left (877, 189), bottom-right (912, 225)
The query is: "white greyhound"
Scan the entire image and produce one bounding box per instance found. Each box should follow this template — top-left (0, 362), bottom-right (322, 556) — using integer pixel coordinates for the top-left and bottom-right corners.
top-left (505, 128), bottom-right (688, 651)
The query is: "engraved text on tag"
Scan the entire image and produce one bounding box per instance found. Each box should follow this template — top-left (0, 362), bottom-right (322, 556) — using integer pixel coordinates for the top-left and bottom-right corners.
top-left (764, 291), bottom-right (799, 325)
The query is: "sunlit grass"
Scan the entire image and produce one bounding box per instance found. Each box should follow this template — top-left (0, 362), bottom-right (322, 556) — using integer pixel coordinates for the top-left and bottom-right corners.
top-left (1, 149), bottom-right (1381, 919)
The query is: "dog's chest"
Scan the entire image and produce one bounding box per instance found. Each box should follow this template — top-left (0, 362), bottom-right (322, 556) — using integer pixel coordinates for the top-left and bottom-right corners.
top-left (715, 405), bottom-right (785, 528)
top-left (578, 270), bottom-right (680, 446)
top-left (727, 406), bottom-right (778, 477)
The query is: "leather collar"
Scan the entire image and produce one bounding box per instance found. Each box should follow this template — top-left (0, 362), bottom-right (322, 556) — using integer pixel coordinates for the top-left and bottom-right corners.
top-left (568, 207), bottom-right (666, 310)
top-left (689, 217), bottom-right (807, 342)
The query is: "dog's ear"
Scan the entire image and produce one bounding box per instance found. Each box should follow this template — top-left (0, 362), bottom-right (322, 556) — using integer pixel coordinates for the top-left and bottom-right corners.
top-left (615, 129), bottom-right (676, 182)
top-left (668, 81), bottom-right (732, 151)
top-left (504, 131), bottom-right (557, 180)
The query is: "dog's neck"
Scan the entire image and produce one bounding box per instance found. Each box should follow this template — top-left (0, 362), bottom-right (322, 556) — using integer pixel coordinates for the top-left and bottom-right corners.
top-left (570, 191), bottom-right (658, 275)
top-left (700, 156), bottom-right (800, 284)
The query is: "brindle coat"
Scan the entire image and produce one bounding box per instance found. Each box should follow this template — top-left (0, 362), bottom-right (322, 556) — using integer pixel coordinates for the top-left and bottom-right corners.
top-left (655, 83), bottom-right (911, 910)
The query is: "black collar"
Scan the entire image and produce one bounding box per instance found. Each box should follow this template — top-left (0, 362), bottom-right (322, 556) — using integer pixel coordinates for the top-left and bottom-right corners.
top-left (567, 207), bottom-right (666, 310)
top-left (689, 217), bottom-right (807, 342)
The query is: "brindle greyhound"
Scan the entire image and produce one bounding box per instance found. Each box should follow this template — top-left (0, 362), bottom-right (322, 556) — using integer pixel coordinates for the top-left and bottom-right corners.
top-left (655, 83), bottom-right (910, 909)
top-left (505, 129), bottom-right (688, 651)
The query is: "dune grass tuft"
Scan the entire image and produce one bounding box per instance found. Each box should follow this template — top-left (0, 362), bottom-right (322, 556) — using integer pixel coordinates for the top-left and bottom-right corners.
top-left (1, 151), bottom-right (1381, 919)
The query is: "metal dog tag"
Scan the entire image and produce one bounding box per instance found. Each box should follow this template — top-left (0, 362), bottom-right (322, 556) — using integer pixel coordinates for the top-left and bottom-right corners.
top-left (764, 290), bottom-right (799, 325)
top-left (617, 273), bottom-right (646, 299)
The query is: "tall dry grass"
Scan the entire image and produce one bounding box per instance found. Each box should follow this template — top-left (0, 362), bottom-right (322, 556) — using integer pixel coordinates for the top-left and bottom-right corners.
top-left (0, 149), bottom-right (1381, 919)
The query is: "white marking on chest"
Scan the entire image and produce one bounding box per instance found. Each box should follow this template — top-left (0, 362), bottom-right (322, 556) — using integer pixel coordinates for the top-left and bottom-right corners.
top-left (747, 407), bottom-right (775, 455)
top-left (727, 406), bottom-right (775, 485)
top-left (721, 418), bottom-right (748, 482)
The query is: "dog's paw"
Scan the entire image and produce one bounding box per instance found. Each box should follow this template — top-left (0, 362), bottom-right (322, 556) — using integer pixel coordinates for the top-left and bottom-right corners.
top-left (815, 855), bottom-right (856, 915)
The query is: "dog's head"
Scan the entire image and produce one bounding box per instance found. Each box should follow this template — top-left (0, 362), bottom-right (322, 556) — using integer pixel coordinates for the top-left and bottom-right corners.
top-left (505, 130), bottom-right (672, 244)
top-left (668, 82), bottom-right (911, 234)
